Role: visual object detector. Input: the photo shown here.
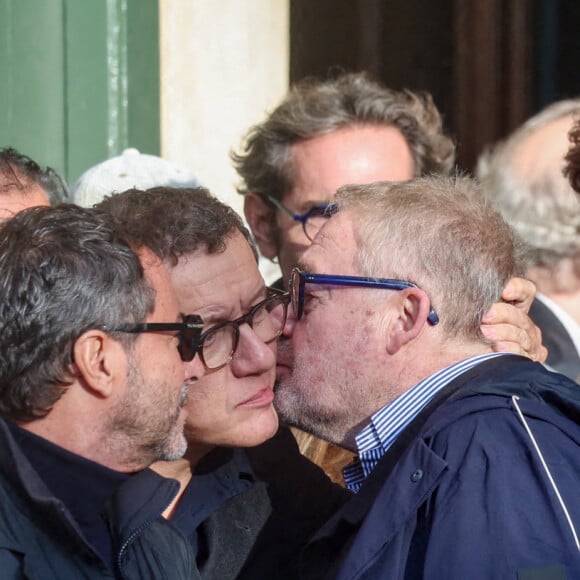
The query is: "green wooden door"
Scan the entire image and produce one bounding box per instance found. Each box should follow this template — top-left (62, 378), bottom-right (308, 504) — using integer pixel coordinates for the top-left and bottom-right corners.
top-left (0, 0), bottom-right (159, 185)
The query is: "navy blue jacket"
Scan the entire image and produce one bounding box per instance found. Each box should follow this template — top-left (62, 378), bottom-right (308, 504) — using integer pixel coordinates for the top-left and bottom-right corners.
top-left (301, 356), bottom-right (580, 580)
top-left (0, 419), bottom-right (197, 579)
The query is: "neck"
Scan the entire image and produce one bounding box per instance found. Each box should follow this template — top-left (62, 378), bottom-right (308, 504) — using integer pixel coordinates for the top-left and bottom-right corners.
top-left (335, 337), bottom-right (491, 451)
top-left (151, 458), bottom-right (192, 518)
top-left (393, 337), bottom-right (491, 394)
top-left (151, 443), bottom-right (214, 518)
top-left (19, 419), bottom-right (154, 472)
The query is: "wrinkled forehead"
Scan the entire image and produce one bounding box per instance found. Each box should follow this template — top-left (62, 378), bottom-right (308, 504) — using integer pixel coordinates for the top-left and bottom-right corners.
top-left (0, 189), bottom-right (50, 221)
top-left (0, 177), bottom-right (50, 221)
top-left (169, 231), bottom-right (266, 319)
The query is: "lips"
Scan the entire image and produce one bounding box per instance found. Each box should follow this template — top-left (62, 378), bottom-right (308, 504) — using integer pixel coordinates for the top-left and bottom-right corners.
top-left (239, 387), bottom-right (275, 407)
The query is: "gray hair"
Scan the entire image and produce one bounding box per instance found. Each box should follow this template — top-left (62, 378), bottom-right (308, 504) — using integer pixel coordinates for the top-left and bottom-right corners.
top-left (336, 176), bottom-right (522, 341)
top-left (0, 204), bottom-right (154, 421)
top-left (232, 72), bottom-right (456, 201)
top-left (476, 99), bottom-right (580, 268)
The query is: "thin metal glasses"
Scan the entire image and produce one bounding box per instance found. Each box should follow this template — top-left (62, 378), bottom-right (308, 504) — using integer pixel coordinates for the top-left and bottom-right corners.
top-left (193, 288), bottom-right (290, 371)
top-left (290, 268), bottom-right (439, 325)
top-left (110, 314), bottom-right (204, 362)
top-left (265, 195), bottom-right (338, 242)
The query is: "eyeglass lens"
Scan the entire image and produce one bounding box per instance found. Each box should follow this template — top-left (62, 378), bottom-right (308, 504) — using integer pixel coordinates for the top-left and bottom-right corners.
top-left (302, 206), bottom-right (335, 242)
top-left (198, 293), bottom-right (289, 370)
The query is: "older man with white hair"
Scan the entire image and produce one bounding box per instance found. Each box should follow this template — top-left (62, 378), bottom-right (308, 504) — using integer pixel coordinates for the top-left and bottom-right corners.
top-left (478, 100), bottom-right (580, 381)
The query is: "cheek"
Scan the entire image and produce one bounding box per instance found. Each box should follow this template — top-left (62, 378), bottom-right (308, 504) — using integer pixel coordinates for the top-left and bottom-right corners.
top-left (186, 377), bottom-right (227, 413)
top-left (155, 338), bottom-right (183, 374)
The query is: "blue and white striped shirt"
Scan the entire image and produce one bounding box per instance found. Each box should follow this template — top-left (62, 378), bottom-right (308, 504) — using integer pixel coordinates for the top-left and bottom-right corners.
top-left (343, 352), bottom-right (508, 493)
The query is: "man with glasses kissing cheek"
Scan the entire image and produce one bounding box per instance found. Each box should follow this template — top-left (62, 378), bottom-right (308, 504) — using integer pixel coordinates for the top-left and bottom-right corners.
top-left (235, 73), bottom-right (547, 484)
top-left (278, 177), bottom-right (580, 580)
top-left (96, 186), bottom-right (349, 580)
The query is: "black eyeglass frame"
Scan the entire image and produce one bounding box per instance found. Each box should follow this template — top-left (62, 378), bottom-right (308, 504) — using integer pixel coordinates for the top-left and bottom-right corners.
top-left (195, 287), bottom-right (291, 372)
top-left (264, 195), bottom-right (339, 241)
top-left (290, 268), bottom-right (439, 325)
top-left (108, 314), bottom-right (204, 362)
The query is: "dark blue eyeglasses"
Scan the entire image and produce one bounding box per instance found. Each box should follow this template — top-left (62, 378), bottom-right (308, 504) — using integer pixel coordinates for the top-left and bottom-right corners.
top-left (289, 268), bottom-right (439, 325)
top-left (265, 195), bottom-right (339, 241)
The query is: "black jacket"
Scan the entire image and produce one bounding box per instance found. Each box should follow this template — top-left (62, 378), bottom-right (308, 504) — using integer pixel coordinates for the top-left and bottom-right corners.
top-left (179, 426), bottom-right (350, 580)
top-left (0, 419), bottom-right (198, 579)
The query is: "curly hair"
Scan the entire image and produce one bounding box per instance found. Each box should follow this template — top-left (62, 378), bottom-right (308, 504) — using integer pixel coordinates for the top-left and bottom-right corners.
top-left (95, 187), bottom-right (258, 266)
top-left (231, 72), bottom-right (455, 201)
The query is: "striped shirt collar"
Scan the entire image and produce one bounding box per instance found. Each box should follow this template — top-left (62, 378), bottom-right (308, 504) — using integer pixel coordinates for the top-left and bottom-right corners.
top-left (343, 352), bottom-right (508, 493)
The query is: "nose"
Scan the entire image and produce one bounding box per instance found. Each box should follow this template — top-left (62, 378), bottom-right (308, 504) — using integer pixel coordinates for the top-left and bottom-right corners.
top-left (280, 302), bottom-right (297, 338)
top-left (229, 324), bottom-right (276, 377)
top-left (183, 354), bottom-right (204, 383)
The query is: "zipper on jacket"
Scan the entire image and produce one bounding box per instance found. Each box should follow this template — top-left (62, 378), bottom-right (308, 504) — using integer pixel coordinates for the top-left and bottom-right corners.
top-left (116, 483), bottom-right (181, 578)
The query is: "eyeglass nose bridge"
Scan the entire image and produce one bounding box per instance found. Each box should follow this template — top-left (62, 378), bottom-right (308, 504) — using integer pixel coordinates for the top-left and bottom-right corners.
top-left (178, 315), bottom-right (204, 362)
top-left (264, 194), bottom-right (338, 243)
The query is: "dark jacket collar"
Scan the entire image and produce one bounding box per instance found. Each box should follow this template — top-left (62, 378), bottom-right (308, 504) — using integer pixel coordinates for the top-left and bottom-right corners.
top-left (0, 418), bottom-right (180, 565)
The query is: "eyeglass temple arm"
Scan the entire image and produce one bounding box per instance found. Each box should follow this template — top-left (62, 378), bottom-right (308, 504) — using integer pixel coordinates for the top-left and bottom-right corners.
top-left (265, 195), bottom-right (300, 220)
top-left (298, 273), bottom-right (439, 326)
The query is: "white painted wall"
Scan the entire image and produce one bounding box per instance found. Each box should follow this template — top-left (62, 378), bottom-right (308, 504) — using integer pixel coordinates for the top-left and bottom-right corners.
top-left (159, 0), bottom-right (289, 283)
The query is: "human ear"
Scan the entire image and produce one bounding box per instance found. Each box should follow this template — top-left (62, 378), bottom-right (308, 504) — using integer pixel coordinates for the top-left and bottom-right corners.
top-left (72, 330), bottom-right (125, 399)
top-left (386, 288), bottom-right (432, 354)
top-left (244, 194), bottom-right (279, 260)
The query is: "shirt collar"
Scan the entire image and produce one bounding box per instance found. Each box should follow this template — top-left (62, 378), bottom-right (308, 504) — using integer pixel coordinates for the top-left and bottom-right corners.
top-left (344, 352), bottom-right (508, 492)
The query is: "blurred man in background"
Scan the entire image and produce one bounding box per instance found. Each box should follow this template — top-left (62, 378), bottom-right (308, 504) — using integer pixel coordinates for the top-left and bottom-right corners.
top-left (0, 147), bottom-right (69, 219)
top-left (478, 100), bottom-right (580, 381)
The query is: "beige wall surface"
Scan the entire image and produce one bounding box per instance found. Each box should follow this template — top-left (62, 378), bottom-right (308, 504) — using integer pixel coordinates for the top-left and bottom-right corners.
top-left (160, 0), bottom-right (289, 283)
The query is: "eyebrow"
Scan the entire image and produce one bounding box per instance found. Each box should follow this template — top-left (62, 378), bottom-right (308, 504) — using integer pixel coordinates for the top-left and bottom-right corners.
top-left (298, 199), bottom-right (334, 211)
top-left (196, 286), bottom-right (270, 325)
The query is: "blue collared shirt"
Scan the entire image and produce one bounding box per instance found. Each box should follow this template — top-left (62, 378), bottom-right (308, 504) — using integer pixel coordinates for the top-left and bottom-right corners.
top-left (343, 352), bottom-right (508, 493)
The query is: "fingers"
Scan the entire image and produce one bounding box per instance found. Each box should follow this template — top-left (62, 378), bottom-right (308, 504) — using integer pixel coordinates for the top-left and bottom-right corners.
top-left (499, 277), bottom-right (537, 313)
top-left (481, 302), bottom-right (547, 363)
